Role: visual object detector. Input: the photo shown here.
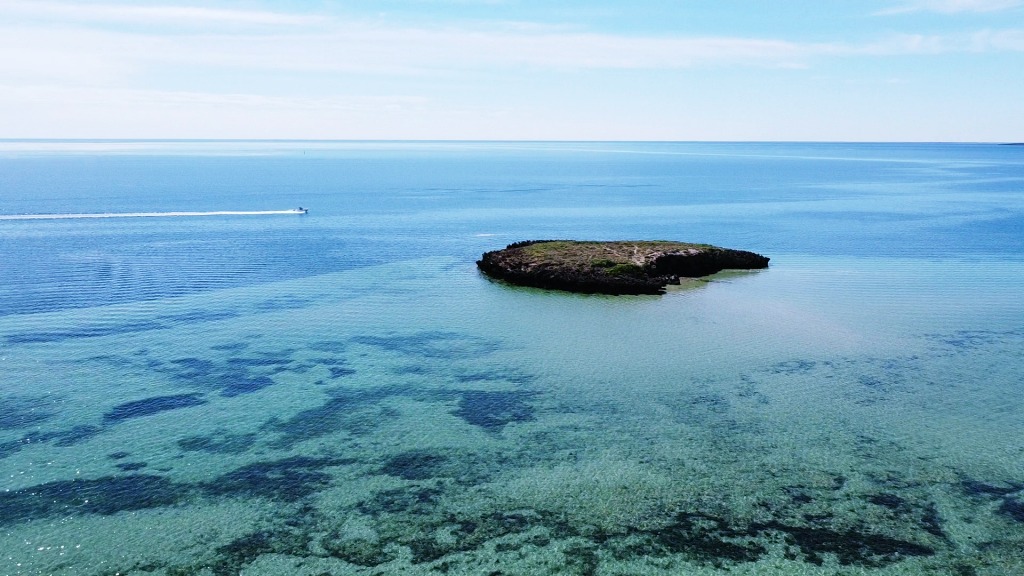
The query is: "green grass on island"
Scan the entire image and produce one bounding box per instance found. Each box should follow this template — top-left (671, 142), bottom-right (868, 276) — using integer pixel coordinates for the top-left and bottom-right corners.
top-left (515, 240), bottom-right (717, 272)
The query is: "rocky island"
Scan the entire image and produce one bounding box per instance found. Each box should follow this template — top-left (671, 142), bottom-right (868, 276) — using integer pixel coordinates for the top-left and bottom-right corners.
top-left (477, 240), bottom-right (769, 295)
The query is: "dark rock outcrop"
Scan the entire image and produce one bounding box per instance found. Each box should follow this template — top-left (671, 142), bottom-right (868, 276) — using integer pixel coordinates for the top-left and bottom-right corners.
top-left (477, 240), bottom-right (769, 295)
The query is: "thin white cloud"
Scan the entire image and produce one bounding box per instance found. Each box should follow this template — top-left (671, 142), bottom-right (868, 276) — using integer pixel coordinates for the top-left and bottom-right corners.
top-left (0, 0), bottom-right (1021, 101)
top-left (0, 23), bottom-right (820, 84)
top-left (0, 0), bottom-right (326, 27)
top-left (876, 0), bottom-right (1022, 15)
top-left (847, 29), bottom-right (1024, 54)
top-left (5, 20), bottom-right (1021, 86)
top-left (0, 26), bottom-right (135, 83)
top-left (850, 33), bottom-right (954, 54)
top-left (971, 28), bottom-right (1024, 50)
top-left (0, 1), bottom-right (820, 86)
top-left (347, 28), bottom-right (815, 70)
top-left (0, 83), bottom-right (436, 139)
top-left (0, 84), bottom-right (426, 111)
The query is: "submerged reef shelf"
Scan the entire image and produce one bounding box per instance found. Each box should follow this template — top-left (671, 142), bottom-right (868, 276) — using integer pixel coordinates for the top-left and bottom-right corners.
top-left (477, 240), bottom-right (770, 295)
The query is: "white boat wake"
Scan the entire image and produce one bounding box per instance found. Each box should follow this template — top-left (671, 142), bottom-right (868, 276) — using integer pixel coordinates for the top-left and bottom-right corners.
top-left (0, 209), bottom-right (308, 221)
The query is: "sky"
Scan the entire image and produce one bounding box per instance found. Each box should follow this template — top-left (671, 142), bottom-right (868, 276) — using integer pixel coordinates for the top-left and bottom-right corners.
top-left (1, 0), bottom-right (1022, 141)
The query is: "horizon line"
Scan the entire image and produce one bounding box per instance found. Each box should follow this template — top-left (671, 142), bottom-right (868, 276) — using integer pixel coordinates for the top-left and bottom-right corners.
top-left (0, 138), bottom-right (1018, 145)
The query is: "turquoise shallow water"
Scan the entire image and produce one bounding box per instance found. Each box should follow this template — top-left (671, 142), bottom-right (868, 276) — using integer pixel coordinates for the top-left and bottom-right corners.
top-left (1, 141), bottom-right (1023, 575)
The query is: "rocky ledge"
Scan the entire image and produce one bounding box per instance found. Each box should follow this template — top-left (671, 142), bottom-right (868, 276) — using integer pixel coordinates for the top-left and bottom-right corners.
top-left (477, 240), bottom-right (769, 295)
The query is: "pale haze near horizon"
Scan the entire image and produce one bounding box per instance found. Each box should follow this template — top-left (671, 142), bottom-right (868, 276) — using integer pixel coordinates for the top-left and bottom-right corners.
top-left (1, 0), bottom-right (1022, 142)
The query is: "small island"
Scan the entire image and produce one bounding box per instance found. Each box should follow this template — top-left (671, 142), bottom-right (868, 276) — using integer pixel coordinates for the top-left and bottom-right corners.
top-left (477, 240), bottom-right (769, 295)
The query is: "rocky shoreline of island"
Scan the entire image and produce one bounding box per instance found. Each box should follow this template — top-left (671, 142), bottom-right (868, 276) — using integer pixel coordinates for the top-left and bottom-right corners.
top-left (477, 240), bottom-right (770, 295)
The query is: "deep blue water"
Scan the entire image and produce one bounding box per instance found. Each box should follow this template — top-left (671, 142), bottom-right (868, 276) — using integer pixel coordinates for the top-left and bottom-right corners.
top-left (3, 141), bottom-right (1021, 317)
top-left (1, 141), bottom-right (1022, 575)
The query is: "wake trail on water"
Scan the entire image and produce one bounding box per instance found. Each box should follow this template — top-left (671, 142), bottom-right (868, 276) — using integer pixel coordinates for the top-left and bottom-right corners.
top-left (0, 210), bottom-right (307, 221)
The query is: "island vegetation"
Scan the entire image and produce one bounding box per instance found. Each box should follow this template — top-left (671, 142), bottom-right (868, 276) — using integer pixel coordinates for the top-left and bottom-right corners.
top-left (477, 240), bottom-right (769, 295)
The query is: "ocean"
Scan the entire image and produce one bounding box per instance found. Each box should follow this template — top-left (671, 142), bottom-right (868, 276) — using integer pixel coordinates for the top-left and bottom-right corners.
top-left (1, 141), bottom-right (1022, 575)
